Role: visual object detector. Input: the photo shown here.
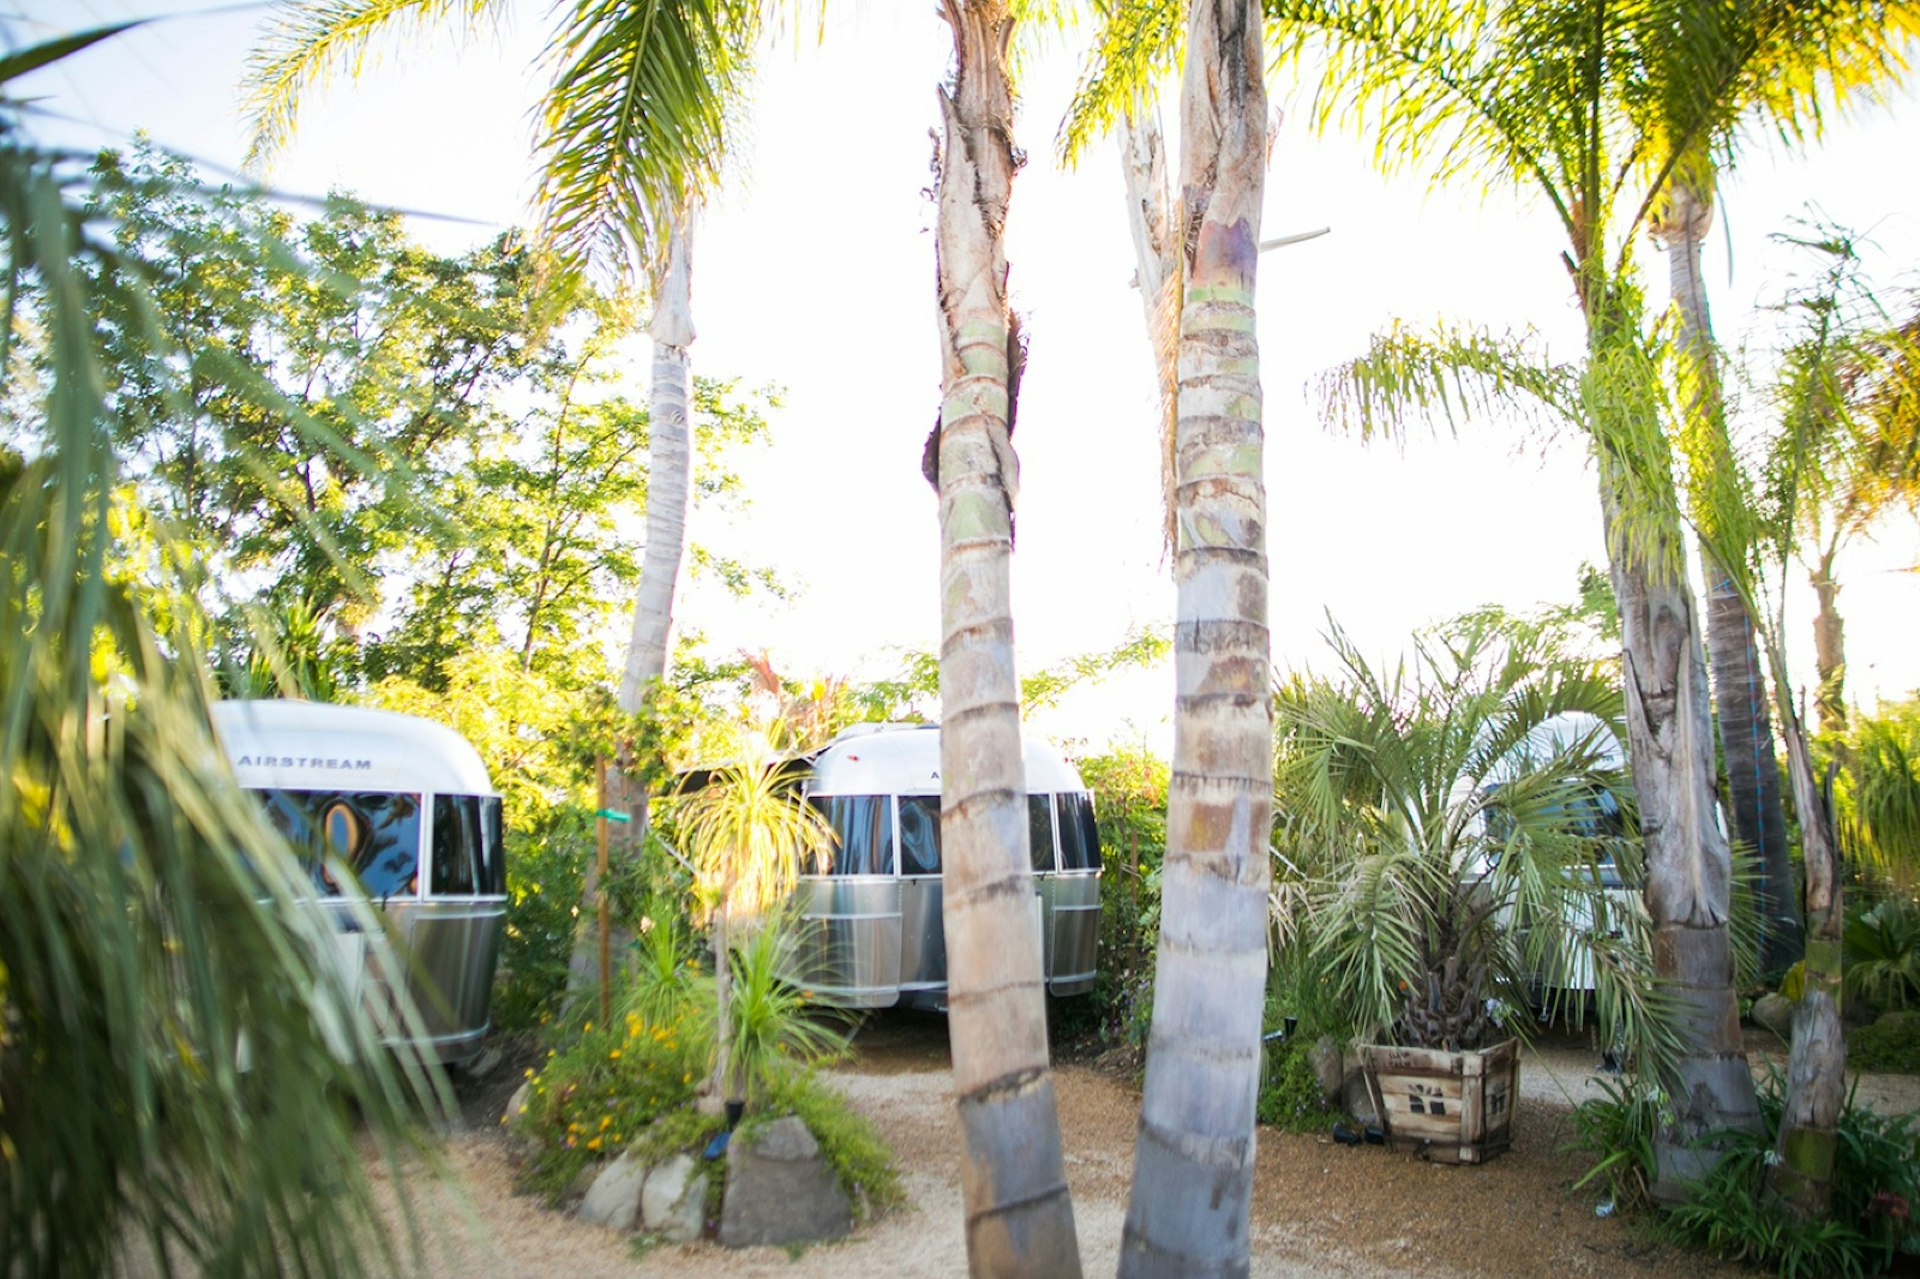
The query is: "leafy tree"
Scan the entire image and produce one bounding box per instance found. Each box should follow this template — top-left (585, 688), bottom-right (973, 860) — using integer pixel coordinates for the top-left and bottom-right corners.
top-left (79, 143), bottom-right (536, 651)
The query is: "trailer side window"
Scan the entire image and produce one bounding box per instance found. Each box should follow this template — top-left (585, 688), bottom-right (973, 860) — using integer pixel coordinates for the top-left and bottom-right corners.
top-left (808, 795), bottom-right (892, 875)
top-left (1056, 793), bottom-right (1102, 871)
top-left (477, 796), bottom-right (506, 895)
top-left (898, 795), bottom-right (942, 875)
top-left (258, 789), bottom-right (421, 898)
top-left (1028, 795), bottom-right (1056, 871)
top-left (432, 795), bottom-right (484, 896)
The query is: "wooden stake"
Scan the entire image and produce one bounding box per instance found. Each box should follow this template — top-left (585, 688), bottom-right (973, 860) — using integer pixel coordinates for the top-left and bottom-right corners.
top-left (596, 756), bottom-right (611, 1024)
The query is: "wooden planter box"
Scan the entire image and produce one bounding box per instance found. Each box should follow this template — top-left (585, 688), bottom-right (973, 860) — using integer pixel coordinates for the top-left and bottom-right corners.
top-left (1358, 1039), bottom-right (1519, 1165)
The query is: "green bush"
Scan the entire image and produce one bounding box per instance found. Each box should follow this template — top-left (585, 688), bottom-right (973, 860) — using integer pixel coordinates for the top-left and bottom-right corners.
top-left (493, 808), bottom-right (592, 1035)
top-left (513, 1004), bottom-right (709, 1200)
top-left (1256, 1034), bottom-right (1340, 1132)
top-left (1569, 1071), bottom-right (1920, 1276)
top-left (1851, 1012), bottom-right (1920, 1074)
top-left (1844, 896), bottom-right (1920, 1015)
top-left (1061, 748), bottom-right (1167, 1050)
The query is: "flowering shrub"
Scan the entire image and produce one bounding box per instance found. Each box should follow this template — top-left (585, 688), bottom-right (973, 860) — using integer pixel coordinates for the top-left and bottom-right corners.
top-left (512, 1006), bottom-right (710, 1200)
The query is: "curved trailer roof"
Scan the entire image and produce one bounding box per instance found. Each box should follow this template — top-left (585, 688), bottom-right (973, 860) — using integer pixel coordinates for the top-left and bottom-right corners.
top-left (807, 723), bottom-right (1088, 797)
top-left (211, 700), bottom-right (495, 796)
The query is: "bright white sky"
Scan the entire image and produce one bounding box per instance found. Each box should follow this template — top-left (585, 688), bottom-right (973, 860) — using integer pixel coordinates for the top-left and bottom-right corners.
top-left (16, 1), bottom-right (1920, 751)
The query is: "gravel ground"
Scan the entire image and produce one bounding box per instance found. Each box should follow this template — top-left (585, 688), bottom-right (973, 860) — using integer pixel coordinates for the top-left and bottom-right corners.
top-left (389, 1015), bottom-right (1918, 1278)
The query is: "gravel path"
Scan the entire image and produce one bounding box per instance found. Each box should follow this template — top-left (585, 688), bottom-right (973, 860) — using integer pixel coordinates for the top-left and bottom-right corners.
top-left (392, 1016), bottom-right (1916, 1278)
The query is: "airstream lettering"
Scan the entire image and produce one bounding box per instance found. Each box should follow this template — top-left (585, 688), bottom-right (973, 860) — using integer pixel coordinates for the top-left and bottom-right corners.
top-left (788, 723), bottom-right (1101, 1010)
top-left (212, 701), bottom-right (506, 1065)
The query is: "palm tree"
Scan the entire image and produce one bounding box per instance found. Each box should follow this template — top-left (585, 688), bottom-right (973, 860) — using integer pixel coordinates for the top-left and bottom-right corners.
top-left (2, 24), bottom-right (443, 1276)
top-left (1638, 2), bottom-right (1920, 975)
top-left (1263, 0), bottom-right (1767, 1195)
top-left (927, 3), bottom-right (1084, 1273)
top-left (1273, 618), bottom-right (1672, 1072)
top-left (1770, 251), bottom-right (1920, 738)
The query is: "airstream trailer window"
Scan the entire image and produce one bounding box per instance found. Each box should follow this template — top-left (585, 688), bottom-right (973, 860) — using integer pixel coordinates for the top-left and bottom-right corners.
top-left (808, 795), bottom-right (893, 875)
top-left (431, 795), bottom-right (487, 895)
top-left (1027, 795), bottom-right (1056, 871)
top-left (478, 796), bottom-right (506, 895)
top-left (897, 795), bottom-right (942, 875)
top-left (258, 789), bottom-right (422, 898)
top-left (1055, 793), bottom-right (1101, 870)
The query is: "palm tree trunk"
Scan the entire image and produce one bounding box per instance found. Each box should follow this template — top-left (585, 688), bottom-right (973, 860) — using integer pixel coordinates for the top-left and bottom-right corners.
top-left (570, 212), bottom-right (696, 985)
top-left (1811, 546), bottom-right (1848, 735)
top-left (1120, 5), bottom-right (1271, 1276)
top-left (620, 212), bottom-right (696, 715)
top-left (1768, 701), bottom-right (1846, 1218)
top-left (1594, 440), bottom-right (1762, 1199)
top-left (1117, 104), bottom-right (1179, 551)
top-left (1656, 175), bottom-right (1801, 973)
top-left (932, 5), bottom-right (1081, 1275)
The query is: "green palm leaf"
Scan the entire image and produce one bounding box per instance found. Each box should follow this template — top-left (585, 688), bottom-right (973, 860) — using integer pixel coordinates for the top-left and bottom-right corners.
top-left (534, 0), bottom-right (764, 279)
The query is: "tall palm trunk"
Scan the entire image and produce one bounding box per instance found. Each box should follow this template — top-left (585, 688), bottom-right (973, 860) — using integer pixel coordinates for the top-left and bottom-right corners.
top-left (570, 213), bottom-right (696, 984)
top-left (1587, 306), bottom-right (1762, 1192)
top-left (1768, 703), bottom-right (1846, 1215)
top-left (1120, 5), bottom-right (1271, 1276)
top-left (1117, 104), bottom-right (1179, 550)
top-left (1655, 175), bottom-right (1801, 973)
top-left (1810, 544), bottom-right (1848, 735)
top-left (621, 212), bottom-right (696, 714)
top-left (931, 5), bottom-right (1081, 1275)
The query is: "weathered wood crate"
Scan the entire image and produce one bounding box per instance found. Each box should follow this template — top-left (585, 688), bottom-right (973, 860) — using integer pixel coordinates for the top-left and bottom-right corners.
top-left (1358, 1039), bottom-right (1519, 1165)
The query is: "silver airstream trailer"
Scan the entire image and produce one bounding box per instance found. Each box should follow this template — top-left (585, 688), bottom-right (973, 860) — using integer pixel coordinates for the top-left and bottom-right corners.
top-left (789, 723), bottom-right (1101, 1010)
top-left (211, 700), bottom-right (507, 1065)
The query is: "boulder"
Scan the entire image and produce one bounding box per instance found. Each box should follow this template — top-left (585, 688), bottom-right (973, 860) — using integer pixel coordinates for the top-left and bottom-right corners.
top-left (1752, 992), bottom-right (1795, 1042)
top-left (578, 1150), bottom-right (646, 1232)
top-left (718, 1115), bottom-right (853, 1249)
top-left (640, 1152), bottom-right (708, 1244)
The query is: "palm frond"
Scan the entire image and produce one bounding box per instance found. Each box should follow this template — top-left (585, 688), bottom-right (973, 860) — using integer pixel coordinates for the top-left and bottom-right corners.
top-left (1056, 0), bottom-right (1182, 167)
top-left (241, 0), bottom-right (505, 169)
top-left (1320, 319), bottom-right (1577, 445)
top-left (534, 0), bottom-right (764, 282)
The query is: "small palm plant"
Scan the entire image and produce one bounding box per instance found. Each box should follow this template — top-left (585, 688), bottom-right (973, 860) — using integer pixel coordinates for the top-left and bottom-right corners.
top-left (1273, 617), bottom-right (1674, 1071)
top-left (672, 725), bottom-right (838, 1113)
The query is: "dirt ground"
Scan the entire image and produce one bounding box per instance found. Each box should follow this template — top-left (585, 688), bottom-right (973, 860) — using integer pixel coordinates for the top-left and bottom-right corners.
top-left (397, 1014), bottom-right (1919, 1278)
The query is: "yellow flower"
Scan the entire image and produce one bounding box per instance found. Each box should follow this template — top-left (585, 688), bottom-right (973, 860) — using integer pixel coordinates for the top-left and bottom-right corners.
top-left (609, 1048), bottom-right (622, 1060)
top-left (600, 1116), bottom-right (612, 1131)
top-left (586, 1137), bottom-right (601, 1151)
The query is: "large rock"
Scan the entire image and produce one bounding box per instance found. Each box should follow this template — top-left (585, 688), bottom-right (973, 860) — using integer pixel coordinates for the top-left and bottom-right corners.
top-left (640, 1152), bottom-right (708, 1244)
top-left (718, 1115), bottom-right (853, 1249)
top-left (578, 1150), bottom-right (646, 1232)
